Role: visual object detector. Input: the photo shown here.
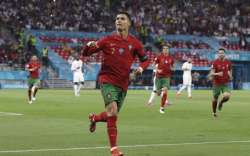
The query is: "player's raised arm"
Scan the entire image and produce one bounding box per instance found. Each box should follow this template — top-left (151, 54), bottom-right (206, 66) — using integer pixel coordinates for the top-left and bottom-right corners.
top-left (207, 68), bottom-right (215, 80)
top-left (81, 41), bottom-right (98, 56)
top-left (210, 67), bottom-right (223, 77)
top-left (82, 37), bottom-right (107, 56)
top-left (134, 42), bottom-right (150, 75)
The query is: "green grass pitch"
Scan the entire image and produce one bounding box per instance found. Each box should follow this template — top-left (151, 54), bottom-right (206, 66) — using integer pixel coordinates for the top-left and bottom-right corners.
top-left (0, 89), bottom-right (250, 156)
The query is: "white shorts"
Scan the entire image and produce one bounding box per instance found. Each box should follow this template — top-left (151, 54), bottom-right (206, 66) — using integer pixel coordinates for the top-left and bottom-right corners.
top-left (183, 75), bottom-right (192, 86)
top-left (73, 73), bottom-right (84, 83)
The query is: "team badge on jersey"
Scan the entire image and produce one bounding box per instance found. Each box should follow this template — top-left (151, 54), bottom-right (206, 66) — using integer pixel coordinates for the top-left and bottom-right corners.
top-left (111, 48), bottom-right (115, 54)
top-left (128, 44), bottom-right (132, 51)
top-left (119, 48), bottom-right (125, 55)
top-left (164, 60), bottom-right (168, 64)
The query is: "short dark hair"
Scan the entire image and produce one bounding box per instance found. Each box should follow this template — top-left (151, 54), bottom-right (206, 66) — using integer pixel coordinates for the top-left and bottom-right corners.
top-left (162, 43), bottom-right (170, 49)
top-left (218, 48), bottom-right (225, 52)
top-left (117, 11), bottom-right (131, 22)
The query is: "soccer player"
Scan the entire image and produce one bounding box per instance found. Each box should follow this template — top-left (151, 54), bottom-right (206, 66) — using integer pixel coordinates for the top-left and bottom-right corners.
top-left (208, 48), bottom-right (232, 117)
top-left (155, 45), bottom-right (174, 114)
top-left (177, 58), bottom-right (193, 98)
top-left (71, 54), bottom-right (84, 96)
top-left (82, 12), bottom-right (150, 156)
top-left (26, 55), bottom-right (41, 104)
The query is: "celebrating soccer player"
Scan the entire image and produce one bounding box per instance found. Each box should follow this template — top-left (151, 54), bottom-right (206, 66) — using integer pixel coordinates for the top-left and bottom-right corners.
top-left (82, 12), bottom-right (150, 156)
top-left (209, 48), bottom-right (232, 117)
top-left (26, 55), bottom-right (41, 104)
top-left (155, 45), bottom-right (174, 114)
top-left (177, 58), bottom-right (193, 98)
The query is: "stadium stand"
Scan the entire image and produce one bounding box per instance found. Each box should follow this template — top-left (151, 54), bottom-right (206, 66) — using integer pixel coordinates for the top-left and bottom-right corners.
top-left (0, 0), bottom-right (250, 89)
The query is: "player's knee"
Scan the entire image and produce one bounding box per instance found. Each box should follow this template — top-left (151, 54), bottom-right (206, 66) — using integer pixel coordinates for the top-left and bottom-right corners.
top-left (74, 82), bottom-right (78, 85)
top-left (162, 87), bottom-right (167, 92)
top-left (223, 92), bottom-right (231, 99)
top-left (81, 82), bottom-right (84, 85)
top-left (29, 86), bottom-right (33, 90)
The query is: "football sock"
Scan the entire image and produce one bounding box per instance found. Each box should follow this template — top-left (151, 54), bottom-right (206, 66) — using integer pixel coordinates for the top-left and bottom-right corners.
top-left (77, 84), bottom-right (82, 94)
top-left (28, 89), bottom-right (32, 101)
top-left (74, 84), bottom-right (78, 95)
top-left (212, 99), bottom-right (218, 113)
top-left (148, 91), bottom-right (157, 104)
top-left (161, 92), bottom-right (167, 107)
top-left (187, 85), bottom-right (192, 97)
top-left (107, 116), bottom-right (117, 148)
top-left (33, 87), bottom-right (38, 97)
top-left (165, 90), bottom-right (169, 104)
top-left (94, 112), bottom-right (108, 122)
top-left (31, 86), bottom-right (35, 98)
top-left (178, 85), bottom-right (186, 94)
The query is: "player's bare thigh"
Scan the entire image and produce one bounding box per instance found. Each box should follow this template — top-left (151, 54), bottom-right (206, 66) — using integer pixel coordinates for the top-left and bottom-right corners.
top-left (106, 101), bottom-right (118, 116)
top-left (223, 92), bottom-right (231, 99)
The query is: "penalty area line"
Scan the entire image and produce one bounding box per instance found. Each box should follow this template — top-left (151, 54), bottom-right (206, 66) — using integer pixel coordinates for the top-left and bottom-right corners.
top-left (0, 112), bottom-right (23, 116)
top-left (0, 140), bottom-right (250, 153)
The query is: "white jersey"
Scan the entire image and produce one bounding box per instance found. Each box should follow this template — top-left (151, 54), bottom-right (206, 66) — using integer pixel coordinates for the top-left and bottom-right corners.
top-left (182, 61), bottom-right (192, 85)
top-left (71, 59), bottom-right (84, 83)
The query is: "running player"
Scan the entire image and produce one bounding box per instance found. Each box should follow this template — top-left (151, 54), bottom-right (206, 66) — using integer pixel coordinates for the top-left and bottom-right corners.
top-left (82, 12), bottom-right (150, 156)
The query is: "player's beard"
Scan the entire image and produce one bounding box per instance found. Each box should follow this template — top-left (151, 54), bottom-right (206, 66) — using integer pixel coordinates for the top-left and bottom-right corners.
top-left (117, 27), bottom-right (124, 33)
top-left (219, 55), bottom-right (225, 60)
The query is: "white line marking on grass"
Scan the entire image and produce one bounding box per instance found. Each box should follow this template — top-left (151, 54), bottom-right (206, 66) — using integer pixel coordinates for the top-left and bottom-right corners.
top-left (0, 112), bottom-right (23, 116)
top-left (0, 140), bottom-right (250, 153)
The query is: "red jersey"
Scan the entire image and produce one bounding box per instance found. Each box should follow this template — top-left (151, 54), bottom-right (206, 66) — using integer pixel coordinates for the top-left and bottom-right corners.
top-left (211, 58), bottom-right (232, 85)
top-left (83, 33), bottom-right (150, 91)
top-left (155, 54), bottom-right (174, 78)
top-left (26, 61), bottom-right (40, 79)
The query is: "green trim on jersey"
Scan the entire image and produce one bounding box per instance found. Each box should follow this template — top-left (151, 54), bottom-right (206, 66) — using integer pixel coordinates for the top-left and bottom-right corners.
top-left (213, 84), bottom-right (231, 98)
top-left (156, 77), bottom-right (170, 91)
top-left (28, 78), bottom-right (40, 87)
top-left (100, 83), bottom-right (127, 112)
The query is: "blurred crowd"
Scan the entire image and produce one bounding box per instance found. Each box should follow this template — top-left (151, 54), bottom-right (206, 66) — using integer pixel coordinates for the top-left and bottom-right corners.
top-left (0, 0), bottom-right (249, 37)
top-left (0, 0), bottom-right (250, 73)
top-left (0, 29), bottom-right (36, 69)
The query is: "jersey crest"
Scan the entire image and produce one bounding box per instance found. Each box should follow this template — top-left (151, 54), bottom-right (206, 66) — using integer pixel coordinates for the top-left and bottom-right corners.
top-left (119, 48), bottom-right (125, 55)
top-left (128, 44), bottom-right (132, 51)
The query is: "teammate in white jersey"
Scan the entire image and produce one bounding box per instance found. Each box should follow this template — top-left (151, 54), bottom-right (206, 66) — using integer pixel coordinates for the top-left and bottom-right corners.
top-left (177, 58), bottom-right (193, 98)
top-left (71, 55), bottom-right (84, 96)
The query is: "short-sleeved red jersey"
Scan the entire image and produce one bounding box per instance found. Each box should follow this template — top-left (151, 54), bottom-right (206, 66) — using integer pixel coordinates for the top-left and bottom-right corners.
top-left (26, 61), bottom-right (40, 79)
top-left (211, 58), bottom-right (232, 85)
top-left (155, 54), bottom-right (174, 78)
top-left (83, 33), bottom-right (150, 91)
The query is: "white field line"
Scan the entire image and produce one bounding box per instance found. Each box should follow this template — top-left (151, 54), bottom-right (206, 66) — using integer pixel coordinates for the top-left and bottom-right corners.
top-left (0, 140), bottom-right (250, 153)
top-left (0, 112), bottom-right (23, 116)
